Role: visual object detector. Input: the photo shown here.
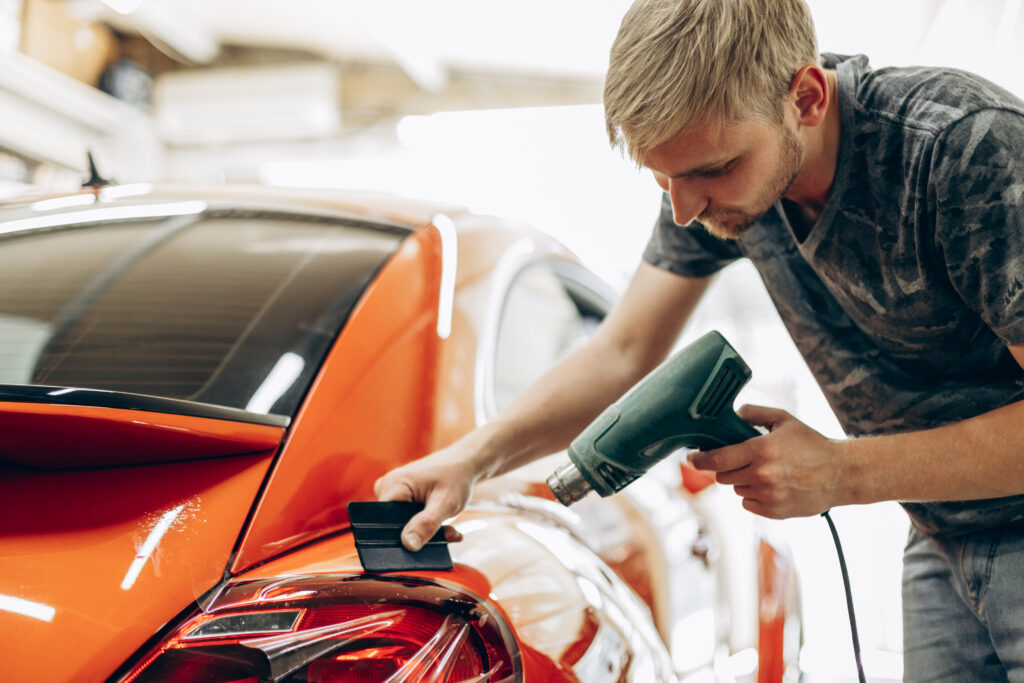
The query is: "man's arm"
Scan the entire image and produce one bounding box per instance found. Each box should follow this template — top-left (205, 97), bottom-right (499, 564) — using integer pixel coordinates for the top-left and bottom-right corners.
top-left (374, 262), bottom-right (711, 550)
top-left (689, 343), bottom-right (1024, 517)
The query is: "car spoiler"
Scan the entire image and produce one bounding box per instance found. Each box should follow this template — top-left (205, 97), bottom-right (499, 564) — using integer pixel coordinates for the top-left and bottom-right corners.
top-left (0, 385), bottom-right (287, 469)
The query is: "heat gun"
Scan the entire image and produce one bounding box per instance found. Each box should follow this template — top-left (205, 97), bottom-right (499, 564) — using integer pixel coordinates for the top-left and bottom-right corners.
top-left (545, 329), bottom-right (869, 683)
top-left (546, 330), bottom-right (759, 505)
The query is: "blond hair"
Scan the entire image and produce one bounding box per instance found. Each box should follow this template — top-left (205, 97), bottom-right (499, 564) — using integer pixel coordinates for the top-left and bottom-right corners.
top-left (605, 0), bottom-right (819, 164)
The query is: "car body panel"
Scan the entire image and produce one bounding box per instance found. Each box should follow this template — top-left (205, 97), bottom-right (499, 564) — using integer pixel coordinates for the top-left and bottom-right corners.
top-left (231, 226), bottom-right (445, 572)
top-left (0, 453), bottom-right (272, 682)
top-left (0, 401), bottom-right (284, 468)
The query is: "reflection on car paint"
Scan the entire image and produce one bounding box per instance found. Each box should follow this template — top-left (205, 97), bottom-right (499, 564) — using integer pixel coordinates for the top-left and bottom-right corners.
top-left (432, 212), bottom-right (458, 340)
top-left (452, 509), bottom-right (677, 681)
top-left (0, 593), bottom-right (56, 622)
top-left (122, 503), bottom-right (188, 590)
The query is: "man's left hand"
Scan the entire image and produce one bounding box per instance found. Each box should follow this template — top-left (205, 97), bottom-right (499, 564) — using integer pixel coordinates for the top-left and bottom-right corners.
top-left (688, 404), bottom-right (845, 518)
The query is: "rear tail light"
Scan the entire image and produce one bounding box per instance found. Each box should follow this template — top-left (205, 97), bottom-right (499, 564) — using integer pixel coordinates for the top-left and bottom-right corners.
top-left (117, 575), bottom-right (520, 683)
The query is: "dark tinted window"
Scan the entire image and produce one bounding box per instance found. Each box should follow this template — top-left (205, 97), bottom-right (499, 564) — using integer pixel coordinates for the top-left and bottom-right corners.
top-left (0, 209), bottom-right (405, 417)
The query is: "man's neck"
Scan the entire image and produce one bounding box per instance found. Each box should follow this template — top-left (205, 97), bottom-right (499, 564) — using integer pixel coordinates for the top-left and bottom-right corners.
top-left (785, 69), bottom-right (842, 223)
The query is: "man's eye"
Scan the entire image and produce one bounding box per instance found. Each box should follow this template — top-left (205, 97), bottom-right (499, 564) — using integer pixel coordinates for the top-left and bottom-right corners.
top-left (702, 161), bottom-right (735, 177)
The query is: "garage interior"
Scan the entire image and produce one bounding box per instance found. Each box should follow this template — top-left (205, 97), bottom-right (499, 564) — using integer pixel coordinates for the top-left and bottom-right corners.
top-left (2, 1), bottom-right (1022, 681)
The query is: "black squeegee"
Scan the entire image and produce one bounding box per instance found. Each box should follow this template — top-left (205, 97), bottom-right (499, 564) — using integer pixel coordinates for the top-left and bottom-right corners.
top-left (347, 501), bottom-right (453, 572)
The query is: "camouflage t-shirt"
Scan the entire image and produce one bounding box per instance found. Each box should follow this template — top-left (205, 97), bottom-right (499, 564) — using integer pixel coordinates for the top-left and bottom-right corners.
top-left (643, 54), bottom-right (1024, 537)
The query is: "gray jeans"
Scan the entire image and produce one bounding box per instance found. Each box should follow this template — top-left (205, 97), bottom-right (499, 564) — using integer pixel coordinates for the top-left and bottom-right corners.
top-left (903, 525), bottom-right (1024, 682)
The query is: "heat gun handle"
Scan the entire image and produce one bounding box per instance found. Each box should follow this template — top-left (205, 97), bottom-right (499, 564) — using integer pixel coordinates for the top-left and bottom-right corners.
top-left (717, 409), bottom-right (762, 444)
top-left (636, 406), bottom-right (760, 463)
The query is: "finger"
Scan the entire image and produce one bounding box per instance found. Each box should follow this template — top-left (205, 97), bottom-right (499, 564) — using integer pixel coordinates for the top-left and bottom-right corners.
top-left (376, 476), bottom-right (415, 503)
top-left (443, 525), bottom-right (464, 543)
top-left (714, 467), bottom-right (751, 486)
top-left (402, 496), bottom-right (458, 552)
top-left (732, 484), bottom-right (756, 498)
top-left (740, 497), bottom-right (767, 516)
top-left (688, 444), bottom-right (754, 473)
top-left (736, 404), bottom-right (790, 430)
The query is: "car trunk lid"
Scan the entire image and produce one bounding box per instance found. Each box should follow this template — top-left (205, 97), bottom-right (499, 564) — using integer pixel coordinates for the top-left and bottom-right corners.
top-left (0, 442), bottom-right (276, 682)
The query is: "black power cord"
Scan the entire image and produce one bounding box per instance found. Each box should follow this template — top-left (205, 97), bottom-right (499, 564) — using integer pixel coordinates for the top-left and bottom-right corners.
top-left (821, 510), bottom-right (867, 683)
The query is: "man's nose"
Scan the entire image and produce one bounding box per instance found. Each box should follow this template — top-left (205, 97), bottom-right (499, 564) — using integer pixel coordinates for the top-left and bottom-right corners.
top-left (667, 178), bottom-right (706, 226)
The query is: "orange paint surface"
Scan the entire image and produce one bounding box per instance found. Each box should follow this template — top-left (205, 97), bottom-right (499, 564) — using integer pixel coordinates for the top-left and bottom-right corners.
top-left (757, 538), bottom-right (796, 683)
top-left (0, 402), bottom-right (284, 468)
top-left (0, 453), bottom-right (273, 682)
top-left (232, 226), bottom-right (443, 572)
top-left (680, 459), bottom-right (717, 494)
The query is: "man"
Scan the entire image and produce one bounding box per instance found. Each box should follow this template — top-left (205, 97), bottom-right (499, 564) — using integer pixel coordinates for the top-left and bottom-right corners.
top-left (375, 0), bottom-right (1024, 679)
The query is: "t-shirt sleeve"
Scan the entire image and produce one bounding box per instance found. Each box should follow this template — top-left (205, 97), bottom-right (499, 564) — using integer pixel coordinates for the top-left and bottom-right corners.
top-left (642, 193), bottom-right (742, 277)
top-left (932, 108), bottom-right (1024, 346)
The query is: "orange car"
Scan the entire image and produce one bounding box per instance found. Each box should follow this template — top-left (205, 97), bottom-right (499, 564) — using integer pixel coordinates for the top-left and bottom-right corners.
top-left (0, 184), bottom-right (800, 682)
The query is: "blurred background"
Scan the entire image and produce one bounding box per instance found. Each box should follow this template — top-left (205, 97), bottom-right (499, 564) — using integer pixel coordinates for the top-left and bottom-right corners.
top-left (1, 1), bottom-right (1022, 680)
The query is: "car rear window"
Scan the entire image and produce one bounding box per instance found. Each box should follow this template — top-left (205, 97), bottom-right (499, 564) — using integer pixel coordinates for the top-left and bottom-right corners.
top-left (0, 208), bottom-right (407, 419)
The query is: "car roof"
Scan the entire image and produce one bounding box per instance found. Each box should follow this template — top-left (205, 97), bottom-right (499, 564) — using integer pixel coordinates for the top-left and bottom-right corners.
top-left (0, 183), bottom-right (467, 232)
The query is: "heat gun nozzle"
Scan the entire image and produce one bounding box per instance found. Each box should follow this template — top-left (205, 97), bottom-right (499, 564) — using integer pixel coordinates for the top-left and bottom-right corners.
top-left (546, 461), bottom-right (593, 506)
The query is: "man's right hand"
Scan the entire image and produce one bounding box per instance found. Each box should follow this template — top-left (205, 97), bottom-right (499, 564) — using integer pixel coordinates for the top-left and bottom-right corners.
top-left (373, 445), bottom-right (479, 551)
top-left (371, 266), bottom-right (711, 552)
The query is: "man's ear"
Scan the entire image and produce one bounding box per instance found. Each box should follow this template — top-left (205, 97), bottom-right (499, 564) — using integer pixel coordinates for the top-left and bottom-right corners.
top-left (788, 64), bottom-right (829, 127)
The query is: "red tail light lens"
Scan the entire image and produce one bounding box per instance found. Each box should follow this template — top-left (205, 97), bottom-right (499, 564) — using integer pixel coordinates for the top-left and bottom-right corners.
top-left (119, 576), bottom-right (520, 683)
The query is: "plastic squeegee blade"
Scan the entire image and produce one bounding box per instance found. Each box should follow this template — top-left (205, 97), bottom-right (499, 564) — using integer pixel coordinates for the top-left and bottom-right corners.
top-left (347, 501), bottom-right (453, 572)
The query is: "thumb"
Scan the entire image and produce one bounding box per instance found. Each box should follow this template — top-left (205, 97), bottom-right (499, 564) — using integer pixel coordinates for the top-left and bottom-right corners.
top-left (373, 472), bottom-right (433, 551)
top-left (736, 404), bottom-right (790, 431)
top-left (400, 496), bottom-right (456, 552)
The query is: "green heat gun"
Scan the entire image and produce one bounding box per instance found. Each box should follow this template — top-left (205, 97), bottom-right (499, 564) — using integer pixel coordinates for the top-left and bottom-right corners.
top-left (547, 330), bottom-right (870, 682)
top-left (547, 330), bottom-right (760, 505)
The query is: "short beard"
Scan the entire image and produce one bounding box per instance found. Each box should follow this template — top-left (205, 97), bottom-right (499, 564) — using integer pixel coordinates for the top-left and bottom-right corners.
top-left (699, 125), bottom-right (803, 240)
